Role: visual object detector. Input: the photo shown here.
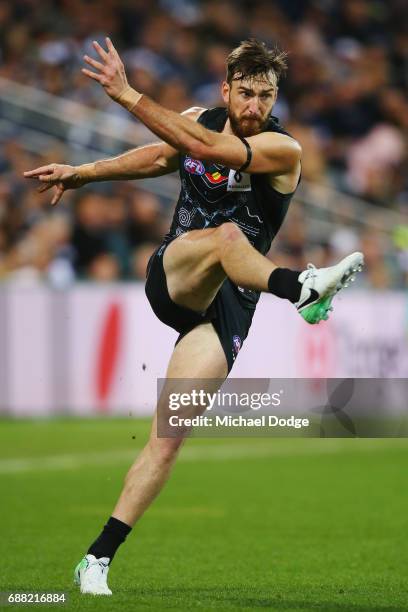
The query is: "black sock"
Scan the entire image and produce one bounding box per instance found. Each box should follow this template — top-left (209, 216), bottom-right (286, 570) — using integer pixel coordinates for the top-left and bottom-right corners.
top-left (87, 516), bottom-right (132, 562)
top-left (267, 268), bottom-right (302, 303)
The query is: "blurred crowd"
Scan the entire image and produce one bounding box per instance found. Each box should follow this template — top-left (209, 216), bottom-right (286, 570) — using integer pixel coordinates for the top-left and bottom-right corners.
top-left (0, 0), bottom-right (407, 287)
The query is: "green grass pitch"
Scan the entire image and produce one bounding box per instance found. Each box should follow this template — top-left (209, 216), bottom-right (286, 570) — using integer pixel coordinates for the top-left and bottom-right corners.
top-left (1, 418), bottom-right (408, 611)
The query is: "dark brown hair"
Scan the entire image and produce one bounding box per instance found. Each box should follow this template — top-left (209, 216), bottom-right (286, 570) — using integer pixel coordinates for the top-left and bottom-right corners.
top-left (226, 39), bottom-right (287, 86)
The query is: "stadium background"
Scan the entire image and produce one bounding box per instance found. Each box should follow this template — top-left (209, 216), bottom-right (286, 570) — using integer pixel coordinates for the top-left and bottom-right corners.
top-left (1, 0), bottom-right (408, 609)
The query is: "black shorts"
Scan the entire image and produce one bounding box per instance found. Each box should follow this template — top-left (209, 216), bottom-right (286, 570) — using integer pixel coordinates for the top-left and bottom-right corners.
top-left (145, 243), bottom-right (255, 373)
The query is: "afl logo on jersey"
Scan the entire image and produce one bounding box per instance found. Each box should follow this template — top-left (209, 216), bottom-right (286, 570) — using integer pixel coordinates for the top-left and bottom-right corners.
top-left (184, 157), bottom-right (205, 175)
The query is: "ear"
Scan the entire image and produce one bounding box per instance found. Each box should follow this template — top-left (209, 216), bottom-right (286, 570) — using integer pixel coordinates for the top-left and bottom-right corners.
top-left (221, 81), bottom-right (230, 105)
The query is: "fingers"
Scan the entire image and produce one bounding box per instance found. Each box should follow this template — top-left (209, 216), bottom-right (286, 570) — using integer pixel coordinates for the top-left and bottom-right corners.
top-left (83, 54), bottom-right (105, 72)
top-left (81, 68), bottom-right (104, 83)
top-left (83, 38), bottom-right (123, 89)
top-left (105, 37), bottom-right (115, 53)
top-left (92, 40), bottom-right (109, 61)
top-left (105, 37), bottom-right (120, 61)
top-left (24, 166), bottom-right (65, 205)
top-left (37, 181), bottom-right (64, 206)
top-left (39, 173), bottom-right (57, 182)
top-left (51, 185), bottom-right (65, 206)
top-left (23, 165), bottom-right (54, 178)
top-left (37, 183), bottom-right (53, 193)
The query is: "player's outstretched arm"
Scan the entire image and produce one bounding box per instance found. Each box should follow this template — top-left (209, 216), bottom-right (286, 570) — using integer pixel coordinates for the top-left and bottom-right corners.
top-left (82, 38), bottom-right (301, 177)
top-left (23, 141), bottom-right (181, 206)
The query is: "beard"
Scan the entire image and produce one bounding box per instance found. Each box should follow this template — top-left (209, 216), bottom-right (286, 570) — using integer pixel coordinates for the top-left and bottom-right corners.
top-left (228, 105), bottom-right (270, 138)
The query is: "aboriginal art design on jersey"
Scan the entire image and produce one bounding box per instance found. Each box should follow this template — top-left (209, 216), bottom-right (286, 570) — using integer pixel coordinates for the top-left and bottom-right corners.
top-left (178, 178), bottom-right (252, 235)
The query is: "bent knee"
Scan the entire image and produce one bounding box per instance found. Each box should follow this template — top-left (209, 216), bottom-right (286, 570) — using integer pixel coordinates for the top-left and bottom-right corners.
top-left (216, 222), bottom-right (245, 246)
top-left (217, 222), bottom-right (243, 241)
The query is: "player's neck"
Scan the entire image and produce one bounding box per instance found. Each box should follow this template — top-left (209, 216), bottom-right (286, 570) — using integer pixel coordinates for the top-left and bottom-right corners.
top-left (222, 118), bottom-right (234, 136)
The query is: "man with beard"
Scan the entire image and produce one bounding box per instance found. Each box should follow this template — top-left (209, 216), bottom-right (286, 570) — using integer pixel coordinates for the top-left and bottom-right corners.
top-left (24, 38), bottom-right (363, 595)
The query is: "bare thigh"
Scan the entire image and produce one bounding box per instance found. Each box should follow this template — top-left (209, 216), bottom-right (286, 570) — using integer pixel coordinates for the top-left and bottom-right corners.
top-left (151, 321), bottom-right (228, 445)
top-left (163, 228), bottom-right (226, 312)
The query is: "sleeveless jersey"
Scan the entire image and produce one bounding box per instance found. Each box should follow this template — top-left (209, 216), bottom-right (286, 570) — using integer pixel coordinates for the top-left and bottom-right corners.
top-left (164, 107), bottom-right (299, 308)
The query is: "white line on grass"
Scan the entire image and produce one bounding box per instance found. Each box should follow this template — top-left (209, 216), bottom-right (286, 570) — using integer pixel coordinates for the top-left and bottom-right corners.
top-left (0, 439), bottom-right (407, 474)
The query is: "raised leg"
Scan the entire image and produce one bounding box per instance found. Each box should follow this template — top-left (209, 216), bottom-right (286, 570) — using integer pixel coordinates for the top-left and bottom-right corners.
top-left (163, 223), bottom-right (364, 325)
top-left (163, 222), bottom-right (277, 312)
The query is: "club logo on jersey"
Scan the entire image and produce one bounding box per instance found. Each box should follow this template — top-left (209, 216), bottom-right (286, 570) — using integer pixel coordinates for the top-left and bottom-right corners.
top-left (232, 335), bottom-right (242, 357)
top-left (184, 157), bottom-right (205, 175)
top-left (204, 170), bottom-right (228, 185)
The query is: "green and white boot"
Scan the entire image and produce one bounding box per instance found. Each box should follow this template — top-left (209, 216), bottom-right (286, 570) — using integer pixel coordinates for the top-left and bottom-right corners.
top-left (295, 252), bottom-right (364, 324)
top-left (74, 554), bottom-right (112, 595)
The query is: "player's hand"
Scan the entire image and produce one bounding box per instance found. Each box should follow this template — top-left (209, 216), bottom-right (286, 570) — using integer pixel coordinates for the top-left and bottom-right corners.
top-left (82, 37), bottom-right (130, 102)
top-left (23, 163), bottom-right (85, 206)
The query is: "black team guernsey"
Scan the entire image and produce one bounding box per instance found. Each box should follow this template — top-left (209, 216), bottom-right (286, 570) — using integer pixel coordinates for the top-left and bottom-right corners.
top-left (164, 107), bottom-right (299, 309)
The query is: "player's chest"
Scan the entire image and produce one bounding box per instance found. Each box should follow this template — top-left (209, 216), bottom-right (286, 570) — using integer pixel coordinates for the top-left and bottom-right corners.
top-left (182, 156), bottom-right (252, 204)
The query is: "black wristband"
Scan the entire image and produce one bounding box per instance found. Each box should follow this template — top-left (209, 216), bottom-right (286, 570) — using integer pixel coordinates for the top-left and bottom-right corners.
top-left (234, 137), bottom-right (252, 182)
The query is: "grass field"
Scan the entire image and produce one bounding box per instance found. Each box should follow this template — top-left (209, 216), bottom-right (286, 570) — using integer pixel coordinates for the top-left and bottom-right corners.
top-left (1, 418), bottom-right (408, 611)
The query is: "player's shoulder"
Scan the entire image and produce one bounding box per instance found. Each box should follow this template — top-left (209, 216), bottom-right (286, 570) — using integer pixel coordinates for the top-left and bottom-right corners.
top-left (181, 106), bottom-right (208, 120)
top-left (252, 130), bottom-right (302, 160)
